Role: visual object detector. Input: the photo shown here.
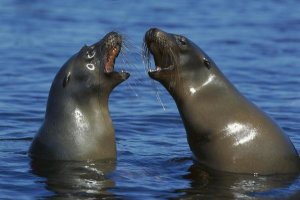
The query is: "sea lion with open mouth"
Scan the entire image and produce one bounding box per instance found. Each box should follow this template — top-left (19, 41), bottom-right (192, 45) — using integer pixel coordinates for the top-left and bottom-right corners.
top-left (143, 28), bottom-right (299, 175)
top-left (29, 32), bottom-right (129, 161)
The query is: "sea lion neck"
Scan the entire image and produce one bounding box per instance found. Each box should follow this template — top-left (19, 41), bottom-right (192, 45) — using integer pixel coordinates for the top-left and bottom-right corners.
top-left (159, 66), bottom-right (223, 102)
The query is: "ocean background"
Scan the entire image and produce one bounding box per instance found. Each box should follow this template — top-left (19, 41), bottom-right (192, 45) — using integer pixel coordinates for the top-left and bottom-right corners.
top-left (0, 0), bottom-right (300, 199)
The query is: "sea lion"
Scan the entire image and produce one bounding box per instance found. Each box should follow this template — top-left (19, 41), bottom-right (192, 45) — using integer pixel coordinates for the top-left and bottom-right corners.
top-left (29, 32), bottom-right (129, 161)
top-left (143, 28), bottom-right (299, 175)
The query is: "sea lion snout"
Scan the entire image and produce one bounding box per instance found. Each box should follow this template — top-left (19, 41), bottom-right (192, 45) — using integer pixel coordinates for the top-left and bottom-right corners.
top-left (145, 28), bottom-right (161, 41)
top-left (103, 31), bottom-right (122, 48)
top-left (144, 28), bottom-right (172, 47)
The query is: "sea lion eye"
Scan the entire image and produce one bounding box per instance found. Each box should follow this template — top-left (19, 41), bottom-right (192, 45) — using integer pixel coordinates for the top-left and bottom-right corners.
top-left (203, 58), bottom-right (211, 69)
top-left (86, 49), bottom-right (95, 59)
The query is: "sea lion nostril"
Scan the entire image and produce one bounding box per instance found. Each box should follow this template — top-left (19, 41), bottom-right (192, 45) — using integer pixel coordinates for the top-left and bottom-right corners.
top-left (149, 28), bottom-right (160, 34)
top-left (108, 31), bottom-right (119, 37)
top-left (105, 35), bottom-right (122, 49)
top-left (146, 28), bottom-right (159, 41)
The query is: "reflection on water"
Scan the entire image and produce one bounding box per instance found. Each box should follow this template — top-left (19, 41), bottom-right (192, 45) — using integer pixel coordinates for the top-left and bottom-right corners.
top-left (32, 157), bottom-right (296, 200)
top-left (30, 159), bottom-right (118, 199)
top-left (176, 163), bottom-right (300, 200)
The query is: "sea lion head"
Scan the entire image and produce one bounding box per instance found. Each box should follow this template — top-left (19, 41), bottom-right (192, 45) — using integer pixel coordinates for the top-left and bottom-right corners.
top-left (54, 32), bottom-right (130, 102)
top-left (144, 28), bottom-right (215, 95)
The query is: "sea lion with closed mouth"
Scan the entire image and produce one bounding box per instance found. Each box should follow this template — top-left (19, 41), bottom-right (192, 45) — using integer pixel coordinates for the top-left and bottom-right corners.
top-left (29, 32), bottom-right (129, 161)
top-left (143, 28), bottom-right (299, 175)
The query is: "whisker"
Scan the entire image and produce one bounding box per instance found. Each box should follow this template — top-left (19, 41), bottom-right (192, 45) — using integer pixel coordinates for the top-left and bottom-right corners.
top-left (118, 36), bottom-right (150, 99)
top-left (123, 40), bottom-right (144, 56)
top-left (125, 79), bottom-right (139, 97)
top-left (154, 83), bottom-right (166, 111)
top-left (142, 40), bottom-right (168, 110)
top-left (120, 48), bottom-right (145, 87)
top-left (118, 51), bottom-right (144, 90)
top-left (142, 42), bottom-right (152, 73)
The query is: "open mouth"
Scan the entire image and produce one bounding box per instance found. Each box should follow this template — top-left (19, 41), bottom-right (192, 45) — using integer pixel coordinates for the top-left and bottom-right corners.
top-left (105, 46), bottom-right (120, 74)
top-left (143, 29), bottom-right (176, 75)
top-left (102, 33), bottom-right (130, 80)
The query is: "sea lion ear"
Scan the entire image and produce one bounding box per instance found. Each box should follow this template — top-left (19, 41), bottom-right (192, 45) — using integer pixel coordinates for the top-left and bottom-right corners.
top-left (63, 72), bottom-right (71, 88)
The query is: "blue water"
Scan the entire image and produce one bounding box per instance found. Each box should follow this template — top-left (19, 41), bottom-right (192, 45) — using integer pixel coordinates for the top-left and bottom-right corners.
top-left (1, 0), bottom-right (300, 199)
